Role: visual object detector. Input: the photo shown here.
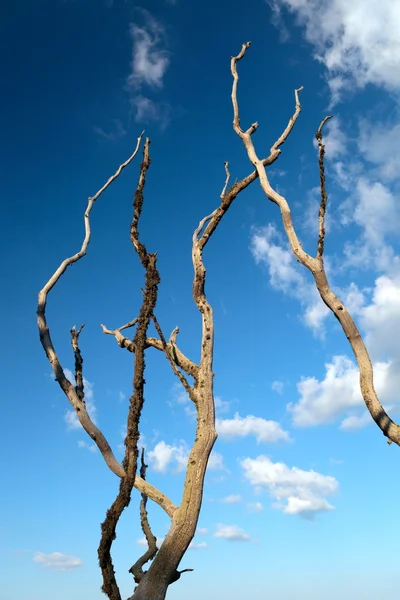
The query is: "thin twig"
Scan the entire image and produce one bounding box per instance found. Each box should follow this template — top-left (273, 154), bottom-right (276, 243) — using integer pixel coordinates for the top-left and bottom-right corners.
top-left (152, 316), bottom-right (196, 399)
top-left (316, 115), bottom-right (333, 258)
top-left (129, 448), bottom-right (158, 584)
top-left (220, 162), bottom-right (231, 198)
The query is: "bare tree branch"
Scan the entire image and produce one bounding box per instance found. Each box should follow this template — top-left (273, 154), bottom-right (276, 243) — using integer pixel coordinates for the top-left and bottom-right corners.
top-left (37, 133), bottom-right (144, 478)
top-left (101, 321), bottom-right (199, 378)
top-left (152, 316), bottom-right (196, 400)
top-left (99, 139), bottom-right (163, 599)
top-left (316, 115), bottom-right (333, 258)
top-left (70, 324), bottom-right (85, 403)
top-left (129, 448), bottom-right (158, 585)
top-left (220, 162), bottom-right (231, 198)
top-left (231, 43), bottom-right (400, 447)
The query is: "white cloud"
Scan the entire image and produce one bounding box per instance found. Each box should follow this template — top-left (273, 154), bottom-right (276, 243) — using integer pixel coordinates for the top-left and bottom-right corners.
top-left (33, 552), bottom-right (82, 571)
top-left (289, 354), bottom-right (400, 428)
top-left (241, 456), bottom-right (337, 519)
top-left (357, 119), bottom-right (400, 183)
top-left (64, 369), bottom-right (96, 431)
top-left (340, 178), bottom-right (400, 271)
top-left (250, 224), bottom-right (329, 335)
top-left (360, 273), bottom-right (400, 359)
top-left (77, 440), bottom-right (97, 453)
top-left (196, 527), bottom-right (208, 535)
top-left (222, 494), bottom-right (242, 504)
top-left (147, 441), bottom-right (188, 473)
top-left (216, 412), bottom-right (290, 444)
top-left (247, 502), bottom-right (264, 513)
top-left (271, 381), bottom-right (284, 395)
top-left (270, 0), bottom-right (400, 101)
top-left (214, 524), bottom-right (251, 542)
top-left (127, 10), bottom-right (169, 89)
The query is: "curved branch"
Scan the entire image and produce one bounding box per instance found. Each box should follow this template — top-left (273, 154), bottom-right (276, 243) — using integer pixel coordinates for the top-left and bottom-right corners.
top-left (231, 43), bottom-right (400, 446)
top-left (37, 133), bottom-right (144, 478)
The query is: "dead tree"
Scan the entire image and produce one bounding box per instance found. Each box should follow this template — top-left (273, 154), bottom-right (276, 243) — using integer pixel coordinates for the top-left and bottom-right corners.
top-left (38, 43), bottom-right (400, 600)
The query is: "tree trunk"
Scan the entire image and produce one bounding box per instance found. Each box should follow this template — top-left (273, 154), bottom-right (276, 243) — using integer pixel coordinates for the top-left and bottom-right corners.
top-left (129, 576), bottom-right (169, 600)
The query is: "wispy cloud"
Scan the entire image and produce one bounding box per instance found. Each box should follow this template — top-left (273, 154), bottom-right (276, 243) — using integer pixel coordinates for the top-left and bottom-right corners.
top-left (127, 10), bottom-right (169, 90)
top-left (33, 552), bottom-right (82, 571)
top-left (93, 119), bottom-right (127, 141)
top-left (214, 524), bottom-right (251, 542)
top-left (126, 10), bottom-right (171, 128)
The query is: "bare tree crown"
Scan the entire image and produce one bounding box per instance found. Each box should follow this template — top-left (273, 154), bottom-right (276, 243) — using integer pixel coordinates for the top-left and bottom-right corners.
top-left (38, 43), bottom-right (399, 600)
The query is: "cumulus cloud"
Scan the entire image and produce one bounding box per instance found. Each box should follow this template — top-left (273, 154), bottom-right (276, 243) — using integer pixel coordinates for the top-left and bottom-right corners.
top-left (148, 441), bottom-right (225, 473)
top-left (64, 369), bottom-right (96, 431)
top-left (250, 224), bottom-right (329, 335)
top-left (270, 0), bottom-right (400, 102)
top-left (357, 119), bottom-right (400, 184)
top-left (147, 441), bottom-right (188, 473)
top-left (214, 524), bottom-right (251, 542)
top-left (289, 355), bottom-right (400, 428)
top-left (241, 456), bottom-right (337, 519)
top-left (340, 178), bottom-right (400, 271)
top-left (33, 552), bottom-right (82, 571)
top-left (216, 412), bottom-right (290, 444)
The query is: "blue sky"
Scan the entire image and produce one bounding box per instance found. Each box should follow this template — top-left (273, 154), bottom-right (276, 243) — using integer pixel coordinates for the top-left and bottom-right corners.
top-left (2, 0), bottom-right (400, 598)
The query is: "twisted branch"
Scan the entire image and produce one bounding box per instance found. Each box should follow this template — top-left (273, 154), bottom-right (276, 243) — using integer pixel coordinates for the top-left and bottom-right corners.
top-left (98, 139), bottom-right (162, 599)
top-left (316, 115), bottom-right (333, 257)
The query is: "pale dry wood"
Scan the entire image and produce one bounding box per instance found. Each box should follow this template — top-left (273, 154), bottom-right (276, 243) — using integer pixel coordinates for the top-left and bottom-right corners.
top-left (231, 43), bottom-right (400, 446)
top-left (130, 142), bottom-right (251, 600)
top-left (37, 133), bottom-right (177, 516)
top-left (101, 321), bottom-right (199, 378)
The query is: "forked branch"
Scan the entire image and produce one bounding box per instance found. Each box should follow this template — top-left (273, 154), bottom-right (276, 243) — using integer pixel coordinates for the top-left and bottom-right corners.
top-left (231, 42), bottom-right (400, 446)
